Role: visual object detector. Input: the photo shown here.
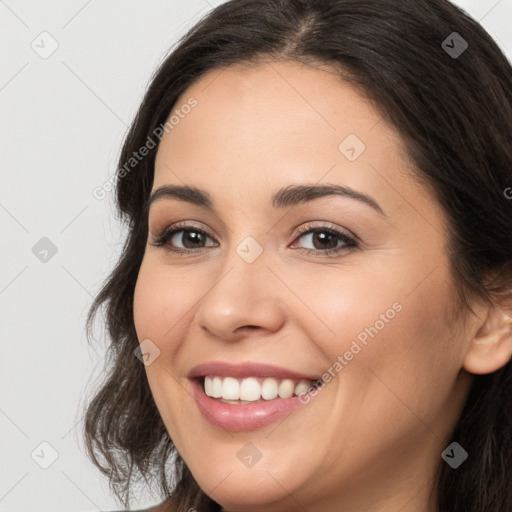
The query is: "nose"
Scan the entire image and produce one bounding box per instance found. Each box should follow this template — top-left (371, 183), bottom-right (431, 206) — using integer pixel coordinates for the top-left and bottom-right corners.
top-left (194, 244), bottom-right (286, 342)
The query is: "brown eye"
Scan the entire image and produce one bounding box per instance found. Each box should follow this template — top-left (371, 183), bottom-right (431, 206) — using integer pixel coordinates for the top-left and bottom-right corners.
top-left (150, 224), bottom-right (218, 253)
top-left (304, 230), bottom-right (339, 250)
top-left (291, 224), bottom-right (359, 256)
top-left (172, 229), bottom-right (209, 249)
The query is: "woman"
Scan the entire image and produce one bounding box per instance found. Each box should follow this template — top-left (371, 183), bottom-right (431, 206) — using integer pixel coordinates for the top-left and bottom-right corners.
top-left (83, 0), bottom-right (512, 511)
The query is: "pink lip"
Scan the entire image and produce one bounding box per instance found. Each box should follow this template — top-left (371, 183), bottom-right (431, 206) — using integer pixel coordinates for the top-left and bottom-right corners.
top-left (187, 361), bottom-right (320, 431)
top-left (190, 378), bottom-right (309, 431)
top-left (187, 361), bottom-right (320, 381)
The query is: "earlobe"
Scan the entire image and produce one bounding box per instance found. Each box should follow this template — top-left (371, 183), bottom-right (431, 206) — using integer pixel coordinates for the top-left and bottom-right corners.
top-left (463, 307), bottom-right (512, 375)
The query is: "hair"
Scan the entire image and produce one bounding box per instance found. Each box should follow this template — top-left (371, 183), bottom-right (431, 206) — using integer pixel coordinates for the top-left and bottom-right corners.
top-left (83, 0), bottom-right (512, 510)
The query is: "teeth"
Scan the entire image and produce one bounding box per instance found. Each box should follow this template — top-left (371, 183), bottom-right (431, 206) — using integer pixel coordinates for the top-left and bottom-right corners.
top-left (278, 379), bottom-right (295, 398)
top-left (203, 376), bottom-right (312, 402)
top-left (212, 376), bottom-right (223, 398)
top-left (294, 381), bottom-right (310, 395)
top-left (261, 377), bottom-right (278, 400)
top-left (239, 377), bottom-right (261, 401)
top-left (222, 377), bottom-right (240, 400)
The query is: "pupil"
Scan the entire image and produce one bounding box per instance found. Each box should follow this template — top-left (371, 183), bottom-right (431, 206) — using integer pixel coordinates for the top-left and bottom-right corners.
top-left (313, 231), bottom-right (336, 250)
top-left (183, 231), bottom-right (204, 249)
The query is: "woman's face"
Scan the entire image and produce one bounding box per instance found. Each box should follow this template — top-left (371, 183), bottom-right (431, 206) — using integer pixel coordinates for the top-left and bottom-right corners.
top-left (133, 61), bottom-right (474, 511)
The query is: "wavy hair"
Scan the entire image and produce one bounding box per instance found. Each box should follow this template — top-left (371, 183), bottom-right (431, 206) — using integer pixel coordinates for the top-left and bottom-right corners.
top-left (83, 0), bottom-right (512, 510)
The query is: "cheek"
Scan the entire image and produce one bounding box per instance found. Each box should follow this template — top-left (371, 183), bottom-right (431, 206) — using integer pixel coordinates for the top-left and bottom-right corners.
top-left (133, 260), bottom-right (196, 347)
top-left (132, 261), bottom-right (197, 440)
top-left (342, 268), bottom-right (461, 427)
top-left (293, 261), bottom-right (407, 361)
top-left (302, 257), bottom-right (461, 415)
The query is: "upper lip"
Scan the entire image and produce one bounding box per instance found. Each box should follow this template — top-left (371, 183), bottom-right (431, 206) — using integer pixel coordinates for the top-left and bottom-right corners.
top-left (188, 361), bottom-right (320, 381)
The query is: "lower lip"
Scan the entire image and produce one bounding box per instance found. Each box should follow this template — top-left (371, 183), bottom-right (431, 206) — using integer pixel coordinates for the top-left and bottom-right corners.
top-left (190, 378), bottom-right (308, 431)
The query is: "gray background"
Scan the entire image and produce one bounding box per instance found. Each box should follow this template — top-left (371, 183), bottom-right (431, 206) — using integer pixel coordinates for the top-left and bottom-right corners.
top-left (1, 1), bottom-right (511, 511)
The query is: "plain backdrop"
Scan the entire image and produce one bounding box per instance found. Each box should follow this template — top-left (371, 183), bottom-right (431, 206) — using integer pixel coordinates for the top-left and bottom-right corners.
top-left (1, 1), bottom-right (511, 511)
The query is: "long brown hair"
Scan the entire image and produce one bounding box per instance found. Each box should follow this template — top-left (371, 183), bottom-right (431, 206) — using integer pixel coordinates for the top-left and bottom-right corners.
top-left (83, 1), bottom-right (512, 510)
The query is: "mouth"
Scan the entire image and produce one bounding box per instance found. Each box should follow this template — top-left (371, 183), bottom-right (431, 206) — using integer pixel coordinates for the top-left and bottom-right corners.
top-left (201, 375), bottom-right (313, 404)
top-left (187, 362), bottom-right (321, 431)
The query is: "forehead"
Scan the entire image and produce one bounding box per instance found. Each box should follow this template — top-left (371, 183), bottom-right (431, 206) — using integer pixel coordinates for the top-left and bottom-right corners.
top-left (162, 61), bottom-right (394, 152)
top-left (152, 61), bottom-right (437, 225)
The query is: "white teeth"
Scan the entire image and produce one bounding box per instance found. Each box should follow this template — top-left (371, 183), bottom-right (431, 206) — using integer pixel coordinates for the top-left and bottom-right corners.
top-left (261, 377), bottom-right (278, 400)
top-left (294, 380), bottom-right (310, 395)
top-left (278, 379), bottom-right (295, 398)
top-left (203, 376), bottom-right (312, 402)
top-left (239, 377), bottom-right (261, 401)
top-left (204, 376), bottom-right (213, 396)
top-left (212, 376), bottom-right (223, 398)
top-left (222, 377), bottom-right (240, 400)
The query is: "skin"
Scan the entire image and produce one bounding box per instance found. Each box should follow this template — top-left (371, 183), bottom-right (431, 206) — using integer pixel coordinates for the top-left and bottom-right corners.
top-left (132, 60), bottom-right (512, 512)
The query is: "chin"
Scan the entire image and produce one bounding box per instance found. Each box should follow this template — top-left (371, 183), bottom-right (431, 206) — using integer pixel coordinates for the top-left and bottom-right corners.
top-left (190, 459), bottom-right (306, 511)
top-left (206, 482), bottom-right (291, 512)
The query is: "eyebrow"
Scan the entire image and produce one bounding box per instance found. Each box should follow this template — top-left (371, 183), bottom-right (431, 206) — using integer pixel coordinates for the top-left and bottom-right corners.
top-left (146, 183), bottom-right (386, 216)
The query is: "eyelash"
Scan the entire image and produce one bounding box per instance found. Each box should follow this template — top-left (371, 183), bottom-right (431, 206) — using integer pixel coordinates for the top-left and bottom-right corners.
top-left (149, 221), bottom-right (359, 257)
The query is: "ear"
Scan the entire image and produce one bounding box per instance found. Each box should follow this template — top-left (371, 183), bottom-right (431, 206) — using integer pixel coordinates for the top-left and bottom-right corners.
top-left (463, 302), bottom-right (512, 375)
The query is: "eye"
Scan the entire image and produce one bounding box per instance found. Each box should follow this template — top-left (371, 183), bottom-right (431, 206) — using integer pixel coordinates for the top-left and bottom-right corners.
top-left (290, 222), bottom-right (359, 255)
top-left (149, 222), bottom-right (217, 254)
top-left (149, 221), bottom-right (359, 257)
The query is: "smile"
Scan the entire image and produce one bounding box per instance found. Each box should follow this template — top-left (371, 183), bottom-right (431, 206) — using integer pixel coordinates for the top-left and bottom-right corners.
top-left (203, 376), bottom-right (312, 403)
top-left (188, 362), bottom-right (321, 431)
